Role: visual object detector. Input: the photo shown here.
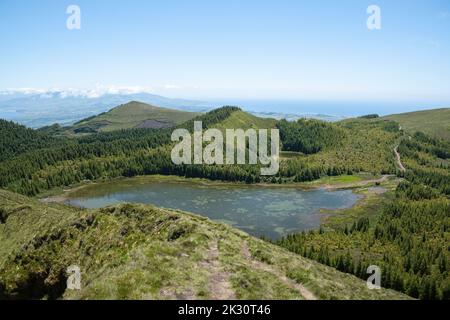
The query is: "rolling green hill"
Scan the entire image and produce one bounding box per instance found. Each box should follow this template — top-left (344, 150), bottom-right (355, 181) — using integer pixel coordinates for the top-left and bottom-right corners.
top-left (383, 108), bottom-right (450, 140)
top-left (0, 189), bottom-right (409, 300)
top-left (211, 109), bottom-right (278, 130)
top-left (69, 101), bottom-right (201, 134)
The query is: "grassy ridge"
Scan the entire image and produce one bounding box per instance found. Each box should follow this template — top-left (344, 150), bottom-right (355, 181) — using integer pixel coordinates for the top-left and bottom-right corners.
top-left (383, 108), bottom-right (450, 140)
top-left (0, 189), bottom-right (408, 300)
top-left (69, 101), bottom-right (201, 133)
top-left (211, 110), bottom-right (278, 130)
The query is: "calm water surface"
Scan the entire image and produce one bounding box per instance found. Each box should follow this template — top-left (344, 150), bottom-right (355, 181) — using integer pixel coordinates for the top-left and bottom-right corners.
top-left (66, 178), bottom-right (360, 239)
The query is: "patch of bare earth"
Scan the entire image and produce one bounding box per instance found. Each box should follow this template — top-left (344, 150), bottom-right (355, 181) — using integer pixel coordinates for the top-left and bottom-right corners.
top-left (200, 241), bottom-right (236, 300)
top-left (241, 241), bottom-right (318, 300)
top-left (158, 241), bottom-right (235, 300)
top-left (159, 287), bottom-right (197, 300)
top-left (394, 146), bottom-right (406, 172)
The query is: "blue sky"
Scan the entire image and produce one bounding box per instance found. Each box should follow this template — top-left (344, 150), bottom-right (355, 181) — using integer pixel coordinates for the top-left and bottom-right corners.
top-left (1, 0), bottom-right (450, 104)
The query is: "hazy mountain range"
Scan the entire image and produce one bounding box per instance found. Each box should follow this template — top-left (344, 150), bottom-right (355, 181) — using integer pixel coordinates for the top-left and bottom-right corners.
top-left (0, 89), bottom-right (345, 128)
top-left (0, 90), bottom-right (211, 128)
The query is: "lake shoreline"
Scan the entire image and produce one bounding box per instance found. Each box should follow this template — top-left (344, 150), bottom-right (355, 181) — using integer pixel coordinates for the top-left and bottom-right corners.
top-left (38, 173), bottom-right (397, 240)
top-left (39, 173), bottom-right (392, 205)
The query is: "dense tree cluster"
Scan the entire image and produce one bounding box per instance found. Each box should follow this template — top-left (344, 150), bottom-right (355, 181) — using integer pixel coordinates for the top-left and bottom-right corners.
top-left (0, 128), bottom-right (172, 193)
top-left (0, 110), bottom-right (402, 195)
top-left (358, 114), bottom-right (380, 119)
top-left (0, 107), bottom-right (259, 195)
top-left (277, 119), bottom-right (346, 154)
top-left (279, 118), bottom-right (399, 178)
top-left (277, 133), bottom-right (450, 300)
top-left (0, 120), bottom-right (63, 162)
top-left (398, 133), bottom-right (450, 195)
top-left (180, 106), bottom-right (241, 132)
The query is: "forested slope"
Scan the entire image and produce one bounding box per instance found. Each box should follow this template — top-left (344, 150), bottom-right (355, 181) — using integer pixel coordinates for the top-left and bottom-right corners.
top-left (0, 107), bottom-right (402, 196)
top-left (0, 120), bottom-right (63, 162)
top-left (278, 132), bottom-right (450, 300)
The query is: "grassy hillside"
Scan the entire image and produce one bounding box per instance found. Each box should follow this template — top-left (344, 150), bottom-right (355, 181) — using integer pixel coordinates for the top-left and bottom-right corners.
top-left (211, 110), bottom-right (278, 130)
top-left (383, 108), bottom-right (450, 140)
top-left (0, 189), bottom-right (409, 300)
top-left (69, 101), bottom-right (201, 134)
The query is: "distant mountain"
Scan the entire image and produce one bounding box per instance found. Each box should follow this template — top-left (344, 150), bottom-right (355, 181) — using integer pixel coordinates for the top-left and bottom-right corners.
top-left (0, 90), bottom-right (210, 128)
top-left (0, 89), bottom-right (355, 128)
top-left (66, 101), bottom-right (201, 134)
top-left (383, 108), bottom-right (450, 140)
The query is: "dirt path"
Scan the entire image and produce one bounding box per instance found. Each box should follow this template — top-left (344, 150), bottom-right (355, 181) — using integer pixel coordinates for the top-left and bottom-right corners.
top-left (322, 174), bottom-right (392, 190)
top-left (241, 242), bottom-right (317, 300)
top-left (201, 241), bottom-right (236, 300)
top-left (394, 146), bottom-right (406, 172)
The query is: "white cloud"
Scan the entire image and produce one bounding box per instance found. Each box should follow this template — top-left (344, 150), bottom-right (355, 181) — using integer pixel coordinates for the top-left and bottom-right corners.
top-left (0, 84), bottom-right (203, 99)
top-left (2, 88), bottom-right (47, 95)
top-left (0, 85), bottom-right (156, 99)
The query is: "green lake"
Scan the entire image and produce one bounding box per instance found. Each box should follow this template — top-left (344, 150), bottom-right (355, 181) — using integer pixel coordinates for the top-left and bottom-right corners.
top-left (66, 177), bottom-right (360, 239)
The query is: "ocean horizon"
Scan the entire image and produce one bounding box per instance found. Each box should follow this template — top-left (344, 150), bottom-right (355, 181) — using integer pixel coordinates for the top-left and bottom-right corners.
top-left (209, 99), bottom-right (449, 118)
